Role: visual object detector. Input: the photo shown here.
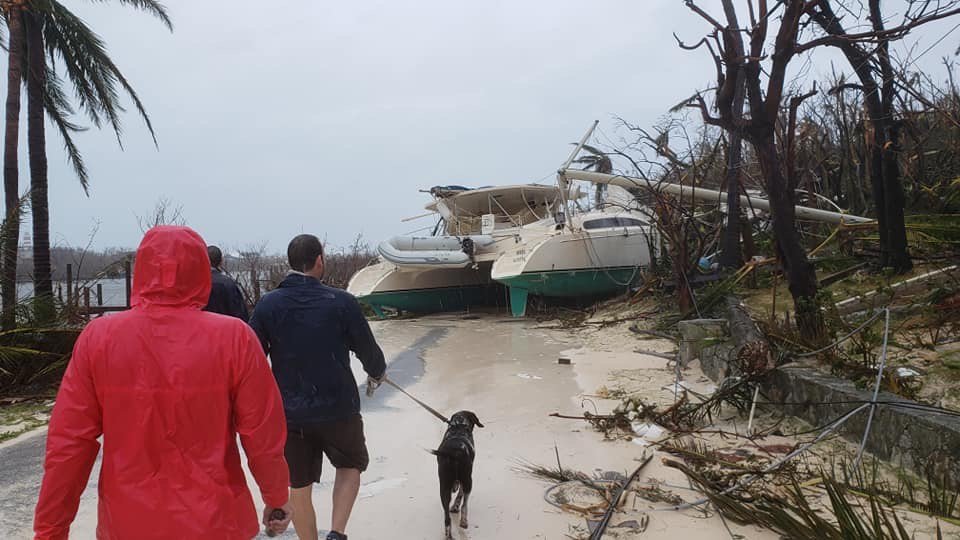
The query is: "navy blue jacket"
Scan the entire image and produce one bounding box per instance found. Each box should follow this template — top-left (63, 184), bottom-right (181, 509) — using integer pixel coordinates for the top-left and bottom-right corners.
top-left (204, 269), bottom-right (249, 320)
top-left (249, 274), bottom-right (386, 425)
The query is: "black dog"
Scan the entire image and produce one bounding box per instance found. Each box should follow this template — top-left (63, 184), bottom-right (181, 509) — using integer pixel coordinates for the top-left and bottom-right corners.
top-left (431, 411), bottom-right (483, 539)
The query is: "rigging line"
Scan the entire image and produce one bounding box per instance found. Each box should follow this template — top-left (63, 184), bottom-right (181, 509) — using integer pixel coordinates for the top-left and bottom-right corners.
top-left (650, 403), bottom-right (872, 513)
top-left (901, 21), bottom-right (960, 67)
top-left (854, 308), bottom-right (891, 469)
top-left (795, 308), bottom-right (886, 357)
top-left (580, 215), bottom-right (643, 287)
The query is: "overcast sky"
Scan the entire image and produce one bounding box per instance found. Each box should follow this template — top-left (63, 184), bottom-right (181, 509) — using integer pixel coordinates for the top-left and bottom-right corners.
top-left (6, 1), bottom-right (959, 254)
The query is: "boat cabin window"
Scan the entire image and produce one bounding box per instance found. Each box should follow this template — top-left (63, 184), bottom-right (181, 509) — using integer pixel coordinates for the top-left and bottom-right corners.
top-left (582, 217), bottom-right (647, 230)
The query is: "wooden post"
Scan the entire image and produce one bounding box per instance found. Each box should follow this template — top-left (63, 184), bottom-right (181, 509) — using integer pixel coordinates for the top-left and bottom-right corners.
top-left (84, 287), bottom-right (91, 321)
top-left (66, 264), bottom-right (73, 305)
top-left (96, 283), bottom-right (103, 306)
top-left (124, 260), bottom-right (132, 308)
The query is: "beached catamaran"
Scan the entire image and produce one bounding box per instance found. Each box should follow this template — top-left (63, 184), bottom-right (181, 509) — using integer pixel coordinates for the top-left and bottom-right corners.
top-left (348, 123), bottom-right (872, 317)
top-left (347, 177), bottom-right (659, 317)
top-left (347, 184), bottom-right (571, 316)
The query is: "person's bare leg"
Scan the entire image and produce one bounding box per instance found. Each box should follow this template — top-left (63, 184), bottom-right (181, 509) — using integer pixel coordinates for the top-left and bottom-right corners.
top-left (290, 486), bottom-right (319, 540)
top-left (330, 468), bottom-right (361, 534)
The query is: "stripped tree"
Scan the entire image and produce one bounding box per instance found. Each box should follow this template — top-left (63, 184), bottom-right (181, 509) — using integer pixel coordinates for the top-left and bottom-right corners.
top-left (808, 0), bottom-right (960, 273)
top-left (681, 0), bottom-right (826, 342)
top-left (681, 0), bottom-right (960, 341)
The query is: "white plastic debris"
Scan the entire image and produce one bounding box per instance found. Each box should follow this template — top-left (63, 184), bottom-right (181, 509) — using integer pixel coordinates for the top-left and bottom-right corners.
top-left (895, 367), bottom-right (920, 378)
top-left (631, 422), bottom-right (666, 447)
top-left (516, 373), bottom-right (543, 380)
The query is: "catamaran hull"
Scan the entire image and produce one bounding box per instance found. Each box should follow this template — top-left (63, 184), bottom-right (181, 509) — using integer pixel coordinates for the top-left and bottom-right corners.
top-left (491, 228), bottom-right (656, 316)
top-left (347, 261), bottom-right (504, 315)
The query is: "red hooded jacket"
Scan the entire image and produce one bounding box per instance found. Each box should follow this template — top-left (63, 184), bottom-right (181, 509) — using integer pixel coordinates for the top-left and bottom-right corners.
top-left (34, 226), bottom-right (289, 539)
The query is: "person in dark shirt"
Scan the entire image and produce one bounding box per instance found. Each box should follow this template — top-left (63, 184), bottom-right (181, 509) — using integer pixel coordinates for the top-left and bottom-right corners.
top-left (204, 245), bottom-right (249, 320)
top-left (249, 234), bottom-right (386, 540)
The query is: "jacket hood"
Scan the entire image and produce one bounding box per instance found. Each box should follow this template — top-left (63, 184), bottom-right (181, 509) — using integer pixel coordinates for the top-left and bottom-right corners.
top-left (132, 226), bottom-right (212, 309)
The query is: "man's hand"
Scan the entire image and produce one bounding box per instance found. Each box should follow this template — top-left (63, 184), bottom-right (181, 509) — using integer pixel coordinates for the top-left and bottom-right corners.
top-left (263, 503), bottom-right (293, 537)
top-left (365, 374), bottom-right (385, 397)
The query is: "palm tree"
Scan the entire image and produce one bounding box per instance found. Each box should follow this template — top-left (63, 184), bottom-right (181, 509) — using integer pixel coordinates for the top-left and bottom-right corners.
top-left (2, 1), bottom-right (27, 331)
top-left (573, 144), bottom-right (612, 208)
top-left (25, 9), bottom-right (53, 321)
top-left (21, 0), bottom-right (172, 321)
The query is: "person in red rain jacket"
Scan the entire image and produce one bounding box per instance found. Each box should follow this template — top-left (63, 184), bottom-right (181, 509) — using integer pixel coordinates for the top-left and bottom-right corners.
top-left (33, 226), bottom-right (292, 539)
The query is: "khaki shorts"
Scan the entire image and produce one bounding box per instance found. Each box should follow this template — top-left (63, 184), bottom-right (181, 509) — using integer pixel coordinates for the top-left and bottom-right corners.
top-left (285, 414), bottom-right (369, 489)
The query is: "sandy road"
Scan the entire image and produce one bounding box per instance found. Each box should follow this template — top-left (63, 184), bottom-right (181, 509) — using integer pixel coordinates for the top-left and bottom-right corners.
top-left (0, 315), bottom-right (774, 539)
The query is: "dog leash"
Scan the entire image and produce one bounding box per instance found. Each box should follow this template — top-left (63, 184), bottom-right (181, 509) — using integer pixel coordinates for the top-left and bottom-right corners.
top-left (374, 375), bottom-right (450, 424)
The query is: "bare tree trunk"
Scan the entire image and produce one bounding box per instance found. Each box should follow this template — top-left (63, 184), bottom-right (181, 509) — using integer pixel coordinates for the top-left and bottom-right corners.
top-left (869, 0), bottom-right (912, 273)
top-left (719, 0), bottom-right (745, 270)
top-left (740, 215), bottom-right (756, 260)
top-left (687, 0), bottom-right (825, 342)
top-left (673, 234), bottom-right (693, 313)
top-left (812, 0), bottom-right (912, 272)
top-left (720, 72), bottom-right (746, 269)
top-left (2, 6), bottom-right (25, 331)
top-left (654, 200), bottom-right (693, 313)
top-left (26, 11), bottom-right (54, 322)
top-left (881, 119), bottom-right (911, 272)
top-left (754, 138), bottom-right (823, 341)
top-left (866, 125), bottom-right (888, 263)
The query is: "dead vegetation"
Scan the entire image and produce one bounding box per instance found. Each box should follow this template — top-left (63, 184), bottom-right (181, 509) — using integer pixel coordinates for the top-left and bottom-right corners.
top-left (532, 279), bottom-right (960, 538)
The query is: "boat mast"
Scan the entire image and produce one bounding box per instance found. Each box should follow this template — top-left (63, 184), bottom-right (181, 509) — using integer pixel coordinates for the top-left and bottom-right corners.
top-left (560, 169), bottom-right (872, 225)
top-left (557, 121), bottom-right (872, 226)
top-left (556, 120), bottom-right (599, 229)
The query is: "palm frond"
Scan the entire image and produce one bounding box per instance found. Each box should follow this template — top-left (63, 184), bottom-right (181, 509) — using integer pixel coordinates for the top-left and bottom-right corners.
top-left (571, 143), bottom-right (613, 174)
top-left (27, 354), bottom-right (68, 383)
top-left (43, 65), bottom-right (90, 191)
top-left (38, 1), bottom-right (162, 147)
top-left (0, 346), bottom-right (48, 376)
top-left (100, 50), bottom-right (158, 146)
top-left (84, 0), bottom-right (173, 31)
top-left (51, 0), bottom-right (157, 146)
top-left (673, 460), bottom-right (919, 539)
top-left (0, 14), bottom-right (8, 52)
top-left (0, 193), bottom-right (32, 254)
top-left (40, 2), bottom-right (124, 137)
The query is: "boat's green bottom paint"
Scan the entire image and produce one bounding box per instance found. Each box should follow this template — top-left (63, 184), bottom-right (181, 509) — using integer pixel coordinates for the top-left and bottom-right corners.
top-left (497, 267), bottom-right (641, 317)
top-left (357, 284), bottom-right (505, 316)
